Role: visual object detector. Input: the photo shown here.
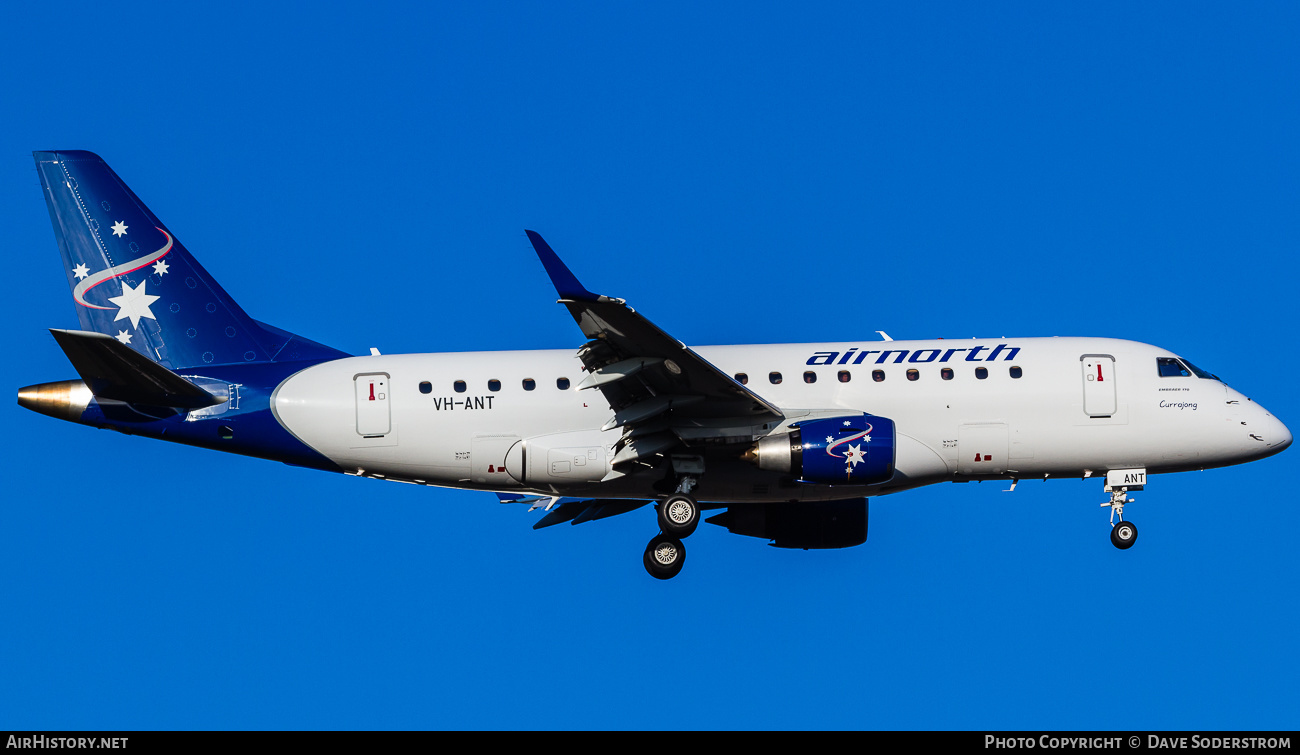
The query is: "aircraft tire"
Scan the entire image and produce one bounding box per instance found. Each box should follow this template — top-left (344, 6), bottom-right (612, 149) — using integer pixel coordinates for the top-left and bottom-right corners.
top-left (658, 495), bottom-right (700, 538)
top-left (1110, 520), bottom-right (1138, 550)
top-left (643, 534), bottom-right (686, 580)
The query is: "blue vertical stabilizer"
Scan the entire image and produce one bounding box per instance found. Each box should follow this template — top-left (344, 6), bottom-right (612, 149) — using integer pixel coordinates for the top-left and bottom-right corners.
top-left (33, 150), bottom-right (347, 369)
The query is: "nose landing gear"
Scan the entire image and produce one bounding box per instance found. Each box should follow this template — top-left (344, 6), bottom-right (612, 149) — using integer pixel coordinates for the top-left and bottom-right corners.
top-left (1110, 519), bottom-right (1138, 549)
top-left (1101, 469), bottom-right (1144, 550)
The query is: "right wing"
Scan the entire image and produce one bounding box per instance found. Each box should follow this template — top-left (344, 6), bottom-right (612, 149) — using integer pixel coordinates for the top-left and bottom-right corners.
top-left (526, 230), bottom-right (783, 458)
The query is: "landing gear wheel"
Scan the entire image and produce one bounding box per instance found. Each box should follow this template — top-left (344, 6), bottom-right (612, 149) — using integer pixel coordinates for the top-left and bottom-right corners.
top-left (643, 534), bottom-right (686, 580)
top-left (658, 494), bottom-right (700, 538)
top-left (1111, 520), bottom-right (1138, 550)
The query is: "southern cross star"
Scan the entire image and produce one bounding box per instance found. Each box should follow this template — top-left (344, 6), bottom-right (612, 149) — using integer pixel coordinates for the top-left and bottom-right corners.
top-left (115, 330), bottom-right (133, 345)
top-left (111, 220), bottom-right (128, 237)
top-left (153, 260), bottom-right (169, 276)
top-left (107, 279), bottom-right (160, 328)
top-left (72, 263), bottom-right (89, 280)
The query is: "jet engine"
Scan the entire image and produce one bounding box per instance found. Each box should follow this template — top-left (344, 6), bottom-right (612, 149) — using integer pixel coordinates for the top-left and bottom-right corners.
top-left (744, 413), bottom-right (896, 485)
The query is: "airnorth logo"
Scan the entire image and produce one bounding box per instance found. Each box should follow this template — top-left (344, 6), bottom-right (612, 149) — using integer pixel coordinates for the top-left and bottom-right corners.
top-left (806, 344), bottom-right (1021, 366)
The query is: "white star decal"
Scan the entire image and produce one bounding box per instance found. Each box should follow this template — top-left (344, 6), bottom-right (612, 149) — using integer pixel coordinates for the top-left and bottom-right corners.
top-left (111, 221), bottom-right (128, 237)
top-left (843, 421), bottom-right (851, 426)
top-left (107, 279), bottom-right (160, 328)
top-left (115, 330), bottom-right (133, 345)
top-left (825, 436), bottom-right (834, 443)
top-left (72, 263), bottom-right (89, 280)
top-left (863, 435), bottom-right (872, 443)
top-left (844, 444), bottom-right (865, 468)
top-left (152, 260), bottom-right (169, 276)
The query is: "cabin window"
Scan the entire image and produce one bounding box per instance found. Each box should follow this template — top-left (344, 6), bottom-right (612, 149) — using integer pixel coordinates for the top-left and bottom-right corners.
top-left (488, 379), bottom-right (501, 392)
top-left (419, 381), bottom-right (432, 394)
top-left (454, 380), bottom-right (467, 393)
top-left (975, 367), bottom-right (988, 380)
top-left (522, 378), bottom-right (536, 391)
top-left (557, 377), bottom-right (571, 390)
top-left (906, 369), bottom-right (919, 381)
top-left (769, 372), bottom-right (782, 385)
top-left (735, 373), bottom-right (748, 385)
top-left (1157, 357), bottom-right (1191, 378)
top-left (872, 370), bottom-right (885, 382)
top-left (838, 370), bottom-right (851, 383)
top-left (803, 371), bottom-right (817, 384)
top-left (1009, 366), bottom-right (1023, 379)
top-left (941, 368), bottom-right (954, 380)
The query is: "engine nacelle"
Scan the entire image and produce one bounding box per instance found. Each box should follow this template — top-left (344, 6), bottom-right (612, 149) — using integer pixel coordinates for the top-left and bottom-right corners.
top-left (503, 429), bottom-right (612, 486)
top-left (747, 413), bottom-right (896, 485)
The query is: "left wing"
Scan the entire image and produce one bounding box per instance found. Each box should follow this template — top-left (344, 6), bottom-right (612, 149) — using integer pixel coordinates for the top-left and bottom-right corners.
top-left (495, 493), bottom-right (649, 528)
top-left (526, 231), bottom-right (783, 464)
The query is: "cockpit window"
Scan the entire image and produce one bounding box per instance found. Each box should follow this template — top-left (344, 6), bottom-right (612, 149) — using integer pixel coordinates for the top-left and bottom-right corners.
top-left (1179, 358), bottom-right (1221, 381)
top-left (1157, 357), bottom-right (1192, 378)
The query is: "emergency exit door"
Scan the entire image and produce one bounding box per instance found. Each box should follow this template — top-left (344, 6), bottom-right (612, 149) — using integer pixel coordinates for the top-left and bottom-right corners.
top-left (355, 373), bottom-right (391, 436)
top-left (1081, 355), bottom-right (1116, 417)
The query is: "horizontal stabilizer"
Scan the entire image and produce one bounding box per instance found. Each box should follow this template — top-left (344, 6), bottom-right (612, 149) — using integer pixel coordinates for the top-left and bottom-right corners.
top-left (49, 329), bottom-right (224, 408)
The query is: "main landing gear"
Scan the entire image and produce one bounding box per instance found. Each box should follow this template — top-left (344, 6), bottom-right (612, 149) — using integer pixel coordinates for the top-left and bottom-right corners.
top-left (643, 476), bottom-right (700, 580)
top-left (643, 532), bottom-right (686, 580)
top-left (658, 493), bottom-right (700, 538)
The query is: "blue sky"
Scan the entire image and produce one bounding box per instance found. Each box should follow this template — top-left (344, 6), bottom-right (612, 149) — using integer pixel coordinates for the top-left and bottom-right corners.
top-left (2, 1), bottom-right (1297, 729)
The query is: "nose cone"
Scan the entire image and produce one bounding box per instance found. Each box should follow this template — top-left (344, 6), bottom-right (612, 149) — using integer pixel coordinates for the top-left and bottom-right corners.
top-left (1250, 404), bottom-right (1291, 460)
top-left (1269, 414), bottom-right (1292, 453)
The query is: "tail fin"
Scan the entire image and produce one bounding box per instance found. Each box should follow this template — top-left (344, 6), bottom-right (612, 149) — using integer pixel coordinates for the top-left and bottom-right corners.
top-left (33, 150), bottom-right (346, 369)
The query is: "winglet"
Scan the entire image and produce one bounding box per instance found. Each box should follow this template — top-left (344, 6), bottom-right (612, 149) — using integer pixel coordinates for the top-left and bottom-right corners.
top-left (525, 230), bottom-right (601, 301)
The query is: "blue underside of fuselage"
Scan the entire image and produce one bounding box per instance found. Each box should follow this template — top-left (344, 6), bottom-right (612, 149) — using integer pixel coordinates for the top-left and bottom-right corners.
top-left (75, 358), bottom-right (344, 472)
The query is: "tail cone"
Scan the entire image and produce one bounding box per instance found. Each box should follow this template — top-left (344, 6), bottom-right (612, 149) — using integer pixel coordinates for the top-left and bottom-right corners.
top-left (17, 380), bottom-right (93, 423)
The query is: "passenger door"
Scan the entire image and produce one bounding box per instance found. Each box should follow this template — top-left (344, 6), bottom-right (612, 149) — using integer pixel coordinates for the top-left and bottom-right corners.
top-left (1081, 355), bottom-right (1116, 418)
top-left (354, 373), bottom-right (391, 437)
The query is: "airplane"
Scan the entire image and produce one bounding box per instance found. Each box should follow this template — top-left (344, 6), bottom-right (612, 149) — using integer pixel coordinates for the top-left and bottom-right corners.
top-left (19, 150), bottom-right (1292, 579)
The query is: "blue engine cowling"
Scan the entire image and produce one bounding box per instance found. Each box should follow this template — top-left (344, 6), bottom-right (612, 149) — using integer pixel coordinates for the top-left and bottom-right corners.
top-left (749, 413), bottom-right (896, 485)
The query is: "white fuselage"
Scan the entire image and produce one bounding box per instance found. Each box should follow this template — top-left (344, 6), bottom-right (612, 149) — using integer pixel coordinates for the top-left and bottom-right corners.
top-left (268, 337), bottom-right (1289, 502)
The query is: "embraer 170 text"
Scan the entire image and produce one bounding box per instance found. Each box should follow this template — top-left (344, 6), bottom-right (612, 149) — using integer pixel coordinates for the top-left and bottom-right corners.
top-left (19, 151), bottom-right (1292, 579)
